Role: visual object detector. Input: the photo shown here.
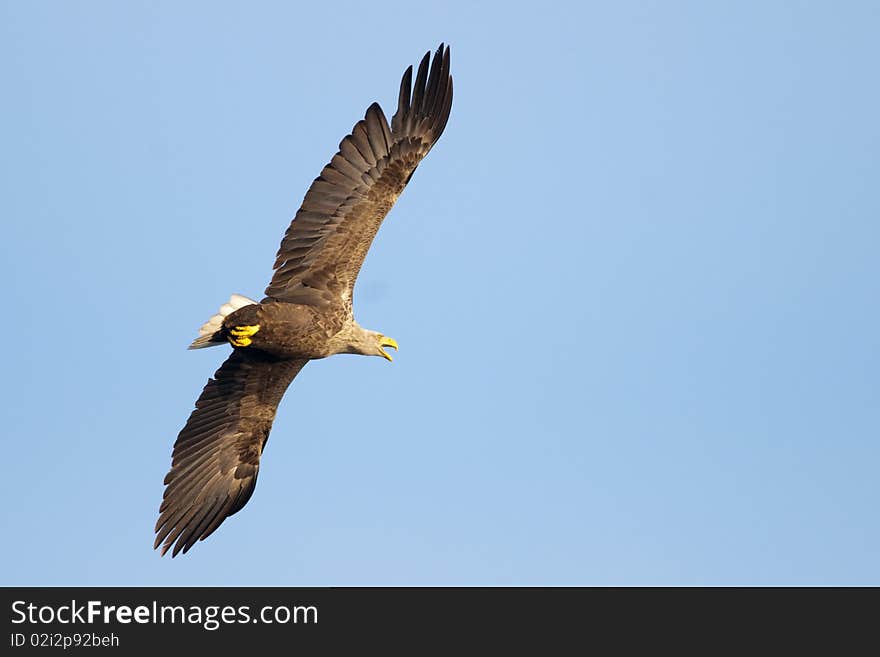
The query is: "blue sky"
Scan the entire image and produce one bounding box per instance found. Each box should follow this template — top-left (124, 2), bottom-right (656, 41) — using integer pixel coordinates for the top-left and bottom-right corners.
top-left (2, 1), bottom-right (878, 585)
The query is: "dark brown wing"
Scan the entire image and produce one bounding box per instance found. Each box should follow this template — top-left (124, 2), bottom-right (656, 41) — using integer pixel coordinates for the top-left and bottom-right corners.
top-left (264, 43), bottom-right (453, 308)
top-left (155, 350), bottom-right (307, 557)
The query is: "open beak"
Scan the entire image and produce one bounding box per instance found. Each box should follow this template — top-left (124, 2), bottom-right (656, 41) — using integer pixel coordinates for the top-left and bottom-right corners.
top-left (379, 335), bottom-right (398, 362)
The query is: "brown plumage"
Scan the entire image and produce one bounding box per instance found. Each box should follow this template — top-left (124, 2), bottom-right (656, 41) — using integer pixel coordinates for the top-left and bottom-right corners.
top-left (155, 44), bottom-right (453, 557)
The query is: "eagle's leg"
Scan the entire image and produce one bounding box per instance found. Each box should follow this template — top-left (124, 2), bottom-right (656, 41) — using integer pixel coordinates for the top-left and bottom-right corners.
top-left (228, 324), bottom-right (261, 348)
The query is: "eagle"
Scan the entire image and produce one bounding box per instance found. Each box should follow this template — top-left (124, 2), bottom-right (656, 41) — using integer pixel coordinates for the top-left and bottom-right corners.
top-left (155, 44), bottom-right (453, 557)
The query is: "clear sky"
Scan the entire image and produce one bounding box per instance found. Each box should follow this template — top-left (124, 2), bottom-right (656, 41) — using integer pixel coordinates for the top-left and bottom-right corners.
top-left (2, 1), bottom-right (878, 585)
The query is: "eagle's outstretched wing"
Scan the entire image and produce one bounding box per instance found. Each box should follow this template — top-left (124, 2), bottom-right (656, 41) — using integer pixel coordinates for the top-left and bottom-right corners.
top-left (155, 351), bottom-right (307, 557)
top-left (264, 44), bottom-right (453, 309)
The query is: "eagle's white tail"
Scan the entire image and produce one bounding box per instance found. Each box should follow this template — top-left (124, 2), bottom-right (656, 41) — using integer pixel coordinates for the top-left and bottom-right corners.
top-left (188, 294), bottom-right (258, 349)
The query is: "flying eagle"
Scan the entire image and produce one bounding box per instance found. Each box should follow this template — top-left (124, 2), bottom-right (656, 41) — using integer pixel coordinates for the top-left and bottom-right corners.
top-left (155, 45), bottom-right (453, 557)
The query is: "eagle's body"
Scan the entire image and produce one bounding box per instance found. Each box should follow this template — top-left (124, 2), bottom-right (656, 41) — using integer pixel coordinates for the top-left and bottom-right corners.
top-left (221, 302), bottom-right (347, 359)
top-left (155, 45), bottom-right (453, 557)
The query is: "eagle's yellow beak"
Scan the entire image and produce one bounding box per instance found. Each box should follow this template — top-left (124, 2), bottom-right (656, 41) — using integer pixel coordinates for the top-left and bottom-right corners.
top-left (378, 335), bottom-right (398, 361)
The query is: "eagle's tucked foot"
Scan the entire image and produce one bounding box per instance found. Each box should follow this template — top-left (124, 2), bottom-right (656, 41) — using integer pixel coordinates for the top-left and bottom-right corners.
top-left (378, 335), bottom-right (398, 361)
top-left (228, 324), bottom-right (260, 348)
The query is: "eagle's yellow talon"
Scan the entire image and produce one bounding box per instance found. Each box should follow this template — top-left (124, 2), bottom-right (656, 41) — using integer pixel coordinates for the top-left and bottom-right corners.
top-left (228, 324), bottom-right (260, 347)
top-left (230, 325), bottom-right (260, 337)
